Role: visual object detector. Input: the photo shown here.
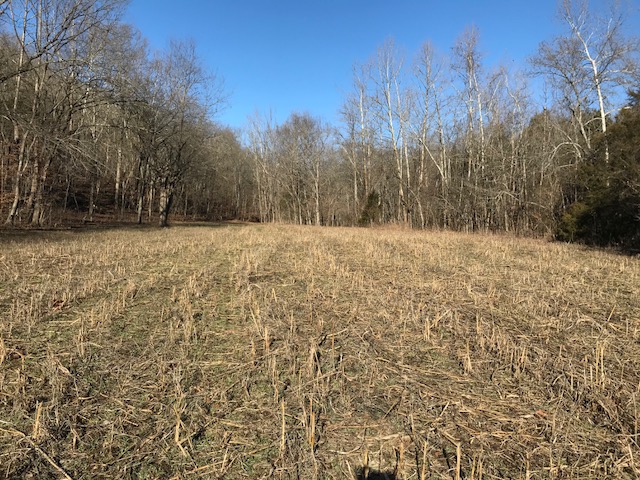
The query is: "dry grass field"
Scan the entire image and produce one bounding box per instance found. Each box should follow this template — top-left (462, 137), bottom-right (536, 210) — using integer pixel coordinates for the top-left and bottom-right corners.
top-left (1, 223), bottom-right (639, 479)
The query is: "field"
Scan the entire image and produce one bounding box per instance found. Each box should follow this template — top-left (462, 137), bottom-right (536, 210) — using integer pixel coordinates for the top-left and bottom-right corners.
top-left (1, 223), bottom-right (639, 479)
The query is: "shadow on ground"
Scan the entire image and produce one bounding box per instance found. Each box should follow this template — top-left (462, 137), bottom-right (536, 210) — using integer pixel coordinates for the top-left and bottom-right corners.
top-left (355, 467), bottom-right (397, 479)
top-left (0, 220), bottom-right (250, 242)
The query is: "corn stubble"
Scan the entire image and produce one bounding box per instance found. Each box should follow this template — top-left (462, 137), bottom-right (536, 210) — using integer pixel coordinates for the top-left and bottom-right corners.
top-left (0, 224), bottom-right (639, 479)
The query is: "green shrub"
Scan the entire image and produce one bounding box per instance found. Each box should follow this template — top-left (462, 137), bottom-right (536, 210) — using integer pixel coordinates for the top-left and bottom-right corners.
top-left (555, 91), bottom-right (640, 251)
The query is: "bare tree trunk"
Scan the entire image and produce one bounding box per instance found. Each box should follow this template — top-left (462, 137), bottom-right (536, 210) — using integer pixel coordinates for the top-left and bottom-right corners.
top-left (359, 88), bottom-right (372, 203)
top-left (30, 156), bottom-right (51, 226)
top-left (158, 181), bottom-right (174, 227)
top-left (25, 154), bottom-right (40, 220)
top-left (5, 134), bottom-right (31, 224)
top-left (562, 0), bottom-right (611, 164)
top-left (376, 41), bottom-right (406, 223)
top-left (115, 145), bottom-right (122, 215)
top-left (136, 193), bottom-right (144, 224)
top-left (147, 183), bottom-right (154, 221)
top-left (88, 177), bottom-right (100, 222)
top-left (313, 165), bottom-right (321, 226)
top-left (136, 156), bottom-right (148, 224)
top-left (436, 102), bottom-right (450, 227)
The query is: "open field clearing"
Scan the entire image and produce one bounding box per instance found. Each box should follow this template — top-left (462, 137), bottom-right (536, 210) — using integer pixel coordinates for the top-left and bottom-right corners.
top-left (1, 224), bottom-right (639, 479)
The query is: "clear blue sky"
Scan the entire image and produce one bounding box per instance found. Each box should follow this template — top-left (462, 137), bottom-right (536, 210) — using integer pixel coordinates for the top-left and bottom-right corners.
top-left (124, 0), bottom-right (640, 131)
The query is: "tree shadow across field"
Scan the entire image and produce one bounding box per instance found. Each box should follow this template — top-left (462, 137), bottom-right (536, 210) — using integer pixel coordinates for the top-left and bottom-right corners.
top-left (0, 220), bottom-right (250, 242)
top-left (355, 467), bottom-right (397, 480)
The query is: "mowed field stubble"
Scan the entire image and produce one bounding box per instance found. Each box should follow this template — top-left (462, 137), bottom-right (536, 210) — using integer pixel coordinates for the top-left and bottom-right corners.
top-left (1, 223), bottom-right (639, 479)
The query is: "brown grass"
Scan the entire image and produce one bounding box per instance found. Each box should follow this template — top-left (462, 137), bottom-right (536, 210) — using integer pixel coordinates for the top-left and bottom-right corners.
top-left (0, 223), bottom-right (639, 479)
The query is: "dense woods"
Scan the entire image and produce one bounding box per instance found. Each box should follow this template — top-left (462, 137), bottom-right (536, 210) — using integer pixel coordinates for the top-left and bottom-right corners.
top-left (0, 0), bottom-right (230, 227)
top-left (0, 0), bottom-right (638, 247)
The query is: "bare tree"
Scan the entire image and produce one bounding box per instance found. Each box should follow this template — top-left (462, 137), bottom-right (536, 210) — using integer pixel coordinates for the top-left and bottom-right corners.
top-left (186, 127), bottom-right (250, 220)
top-left (274, 113), bottom-right (329, 225)
top-left (451, 26), bottom-right (488, 230)
top-left (128, 40), bottom-right (225, 227)
top-left (531, 0), bottom-right (639, 162)
top-left (248, 111), bottom-right (279, 222)
top-left (371, 39), bottom-right (410, 223)
top-left (339, 62), bottom-right (376, 223)
top-left (414, 41), bottom-right (450, 227)
top-left (1, 0), bottom-right (127, 225)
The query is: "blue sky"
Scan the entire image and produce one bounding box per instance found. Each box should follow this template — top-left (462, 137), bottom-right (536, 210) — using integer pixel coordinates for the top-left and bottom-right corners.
top-left (124, 0), bottom-right (640, 130)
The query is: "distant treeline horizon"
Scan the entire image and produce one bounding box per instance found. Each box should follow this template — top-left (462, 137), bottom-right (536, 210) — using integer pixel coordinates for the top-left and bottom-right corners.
top-left (0, 0), bottom-right (638, 248)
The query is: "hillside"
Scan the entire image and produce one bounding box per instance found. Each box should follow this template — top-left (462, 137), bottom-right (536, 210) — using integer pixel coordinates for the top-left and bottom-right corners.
top-left (1, 224), bottom-right (639, 479)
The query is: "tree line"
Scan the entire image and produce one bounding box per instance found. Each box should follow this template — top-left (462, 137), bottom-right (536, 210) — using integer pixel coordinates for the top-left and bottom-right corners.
top-left (0, 0), bottom-right (638, 248)
top-left (0, 0), bottom-right (235, 228)
top-left (248, 0), bottom-right (639, 248)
